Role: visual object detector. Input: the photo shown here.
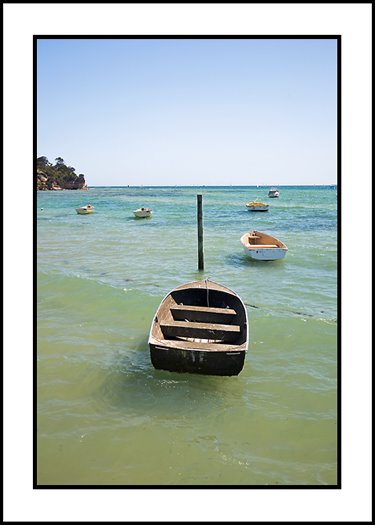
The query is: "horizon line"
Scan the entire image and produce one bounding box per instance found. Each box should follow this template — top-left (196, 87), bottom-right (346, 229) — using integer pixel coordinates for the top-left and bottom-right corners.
top-left (87, 183), bottom-right (337, 188)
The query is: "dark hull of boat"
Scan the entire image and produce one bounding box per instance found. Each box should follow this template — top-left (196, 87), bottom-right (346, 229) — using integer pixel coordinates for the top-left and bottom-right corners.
top-left (150, 344), bottom-right (246, 376)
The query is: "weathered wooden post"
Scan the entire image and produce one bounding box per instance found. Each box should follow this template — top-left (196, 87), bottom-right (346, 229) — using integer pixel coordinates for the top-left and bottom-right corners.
top-left (197, 194), bottom-right (204, 270)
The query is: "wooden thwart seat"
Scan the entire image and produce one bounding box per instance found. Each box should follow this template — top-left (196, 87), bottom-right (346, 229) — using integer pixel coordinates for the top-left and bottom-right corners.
top-left (171, 304), bottom-right (236, 323)
top-left (160, 320), bottom-right (240, 342)
top-left (155, 339), bottom-right (244, 352)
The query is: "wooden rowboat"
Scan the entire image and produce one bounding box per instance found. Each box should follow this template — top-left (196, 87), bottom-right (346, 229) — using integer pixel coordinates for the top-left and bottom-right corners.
top-left (148, 280), bottom-right (248, 376)
top-left (240, 230), bottom-right (288, 261)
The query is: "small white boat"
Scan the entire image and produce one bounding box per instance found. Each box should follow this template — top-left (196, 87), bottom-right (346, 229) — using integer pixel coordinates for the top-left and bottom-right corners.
top-left (133, 207), bottom-right (152, 218)
top-left (268, 187), bottom-right (280, 198)
top-left (240, 230), bottom-right (288, 261)
top-left (76, 204), bottom-right (94, 215)
top-left (245, 201), bottom-right (269, 212)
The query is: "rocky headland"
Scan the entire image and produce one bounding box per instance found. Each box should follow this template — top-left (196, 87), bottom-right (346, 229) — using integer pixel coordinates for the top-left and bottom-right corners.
top-left (37, 156), bottom-right (88, 190)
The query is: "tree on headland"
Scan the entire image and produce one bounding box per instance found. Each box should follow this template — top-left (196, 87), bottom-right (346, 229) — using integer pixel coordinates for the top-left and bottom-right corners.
top-left (37, 156), bottom-right (50, 168)
top-left (36, 156), bottom-right (88, 190)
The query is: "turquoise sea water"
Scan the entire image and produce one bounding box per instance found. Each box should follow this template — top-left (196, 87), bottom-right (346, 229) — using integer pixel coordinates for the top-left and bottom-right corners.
top-left (36, 186), bottom-right (338, 486)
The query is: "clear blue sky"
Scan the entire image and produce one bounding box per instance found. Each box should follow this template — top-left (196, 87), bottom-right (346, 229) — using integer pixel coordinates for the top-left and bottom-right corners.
top-left (37, 38), bottom-right (337, 186)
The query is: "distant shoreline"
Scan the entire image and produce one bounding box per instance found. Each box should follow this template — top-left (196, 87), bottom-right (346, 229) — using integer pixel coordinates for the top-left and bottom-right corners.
top-left (85, 184), bottom-right (337, 189)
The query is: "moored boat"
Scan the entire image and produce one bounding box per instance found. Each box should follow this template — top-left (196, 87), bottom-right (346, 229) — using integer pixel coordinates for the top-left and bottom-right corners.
top-left (76, 204), bottom-right (94, 214)
top-left (268, 187), bottom-right (280, 198)
top-left (148, 280), bottom-right (248, 376)
top-left (240, 230), bottom-right (288, 261)
top-left (133, 207), bottom-right (152, 218)
top-left (245, 201), bottom-right (269, 212)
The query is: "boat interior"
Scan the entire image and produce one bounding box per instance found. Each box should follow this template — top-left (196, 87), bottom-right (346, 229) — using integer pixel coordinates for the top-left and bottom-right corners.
top-left (151, 287), bottom-right (247, 350)
top-left (244, 231), bottom-right (284, 249)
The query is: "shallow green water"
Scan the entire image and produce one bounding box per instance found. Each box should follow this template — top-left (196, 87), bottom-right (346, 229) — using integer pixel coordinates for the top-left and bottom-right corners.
top-left (37, 186), bottom-right (337, 485)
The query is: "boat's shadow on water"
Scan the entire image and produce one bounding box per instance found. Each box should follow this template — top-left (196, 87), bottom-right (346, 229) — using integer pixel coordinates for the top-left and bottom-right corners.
top-left (98, 337), bottom-right (247, 415)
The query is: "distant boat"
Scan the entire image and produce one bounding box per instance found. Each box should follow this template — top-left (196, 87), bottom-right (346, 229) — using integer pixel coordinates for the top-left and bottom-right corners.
top-left (268, 187), bottom-right (280, 198)
top-left (76, 204), bottom-right (94, 215)
top-left (240, 230), bottom-right (288, 261)
top-left (245, 201), bottom-right (269, 212)
top-left (133, 207), bottom-right (152, 218)
top-left (148, 279), bottom-right (248, 376)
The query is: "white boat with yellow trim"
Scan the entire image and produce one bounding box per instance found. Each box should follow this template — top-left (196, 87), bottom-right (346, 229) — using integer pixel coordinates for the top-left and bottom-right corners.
top-left (245, 201), bottom-right (269, 212)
